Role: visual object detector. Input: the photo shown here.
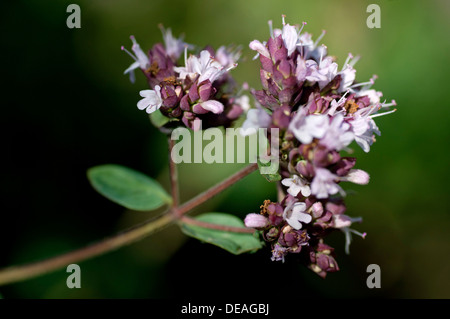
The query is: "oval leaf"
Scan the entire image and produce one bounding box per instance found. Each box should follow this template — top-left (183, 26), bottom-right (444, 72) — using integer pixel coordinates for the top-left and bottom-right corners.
top-left (87, 164), bottom-right (171, 211)
top-left (180, 213), bottom-right (262, 255)
top-left (149, 110), bottom-right (170, 128)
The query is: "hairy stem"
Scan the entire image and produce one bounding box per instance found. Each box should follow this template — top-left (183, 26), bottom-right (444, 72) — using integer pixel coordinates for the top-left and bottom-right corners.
top-left (180, 216), bottom-right (255, 234)
top-left (168, 138), bottom-right (179, 207)
top-left (0, 163), bottom-right (258, 286)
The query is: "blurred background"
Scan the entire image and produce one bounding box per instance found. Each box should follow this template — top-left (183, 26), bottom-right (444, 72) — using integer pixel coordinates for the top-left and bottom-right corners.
top-left (1, 0), bottom-right (449, 298)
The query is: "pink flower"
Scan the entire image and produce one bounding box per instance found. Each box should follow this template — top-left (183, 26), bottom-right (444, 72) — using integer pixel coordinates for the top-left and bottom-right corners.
top-left (122, 36), bottom-right (150, 83)
top-left (311, 168), bottom-right (345, 199)
top-left (319, 114), bottom-right (354, 151)
top-left (289, 107), bottom-right (329, 144)
top-left (159, 25), bottom-right (191, 60)
top-left (174, 50), bottom-right (236, 84)
top-left (137, 86), bottom-right (162, 114)
top-left (283, 202), bottom-right (312, 230)
top-left (281, 175), bottom-right (311, 197)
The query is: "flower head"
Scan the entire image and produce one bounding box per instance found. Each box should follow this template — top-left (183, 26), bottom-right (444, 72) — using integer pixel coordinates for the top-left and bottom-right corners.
top-left (122, 36), bottom-right (150, 83)
top-left (289, 108), bottom-right (329, 144)
top-left (159, 25), bottom-right (190, 61)
top-left (174, 50), bottom-right (236, 84)
top-left (320, 113), bottom-right (354, 151)
top-left (283, 202), bottom-right (312, 230)
top-left (244, 15), bottom-right (395, 277)
top-left (311, 168), bottom-right (345, 199)
top-left (281, 175), bottom-right (311, 197)
top-left (137, 86), bottom-right (163, 114)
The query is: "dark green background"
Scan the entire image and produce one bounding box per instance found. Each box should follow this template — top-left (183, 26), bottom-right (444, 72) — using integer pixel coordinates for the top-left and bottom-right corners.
top-left (1, 0), bottom-right (449, 298)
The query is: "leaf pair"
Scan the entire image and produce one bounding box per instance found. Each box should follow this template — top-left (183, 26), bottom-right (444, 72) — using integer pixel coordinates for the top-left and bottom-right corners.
top-left (87, 164), bottom-right (172, 211)
top-left (87, 164), bottom-right (262, 255)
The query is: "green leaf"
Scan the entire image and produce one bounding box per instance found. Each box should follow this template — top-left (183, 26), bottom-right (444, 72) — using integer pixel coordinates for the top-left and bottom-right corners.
top-left (87, 164), bottom-right (171, 211)
top-left (180, 213), bottom-right (262, 255)
top-left (149, 110), bottom-right (170, 128)
top-left (257, 158), bottom-right (281, 182)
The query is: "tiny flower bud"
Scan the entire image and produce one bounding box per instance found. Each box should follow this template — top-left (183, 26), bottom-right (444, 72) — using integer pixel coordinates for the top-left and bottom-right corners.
top-left (311, 202), bottom-right (324, 218)
top-left (341, 169), bottom-right (370, 185)
top-left (244, 213), bottom-right (269, 229)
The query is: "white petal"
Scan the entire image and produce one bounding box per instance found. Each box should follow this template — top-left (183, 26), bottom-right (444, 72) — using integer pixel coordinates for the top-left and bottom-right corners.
top-left (300, 185), bottom-right (311, 197)
top-left (137, 98), bottom-right (150, 110)
top-left (145, 104), bottom-right (159, 114)
top-left (281, 178), bottom-right (294, 187)
top-left (132, 42), bottom-right (149, 68)
top-left (286, 205), bottom-right (312, 230)
top-left (190, 56), bottom-right (202, 75)
top-left (139, 90), bottom-right (153, 98)
top-left (333, 215), bottom-right (352, 229)
top-left (287, 184), bottom-right (301, 197)
top-left (292, 202), bottom-right (307, 214)
top-left (286, 216), bottom-right (303, 230)
top-left (296, 211), bottom-right (312, 224)
top-left (199, 50), bottom-right (212, 68)
top-left (249, 40), bottom-right (270, 59)
top-left (124, 61), bottom-right (140, 75)
top-left (355, 136), bottom-right (371, 153)
top-left (282, 24), bottom-right (298, 56)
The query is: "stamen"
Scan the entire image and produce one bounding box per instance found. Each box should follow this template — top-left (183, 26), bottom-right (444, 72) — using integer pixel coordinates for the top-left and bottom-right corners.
top-left (380, 99), bottom-right (397, 108)
top-left (318, 44), bottom-right (327, 68)
top-left (349, 228), bottom-right (367, 239)
top-left (338, 90), bottom-right (350, 104)
top-left (297, 21), bottom-right (307, 37)
top-left (236, 82), bottom-right (249, 96)
top-left (121, 45), bottom-right (137, 61)
top-left (130, 35), bottom-right (138, 46)
top-left (349, 79), bottom-right (374, 89)
top-left (282, 14), bottom-right (286, 26)
top-left (268, 20), bottom-right (274, 39)
top-left (344, 229), bottom-right (352, 255)
top-left (350, 216), bottom-right (363, 223)
top-left (158, 23), bottom-right (165, 34)
top-left (226, 63), bottom-right (238, 72)
top-left (183, 46), bottom-right (188, 66)
top-left (348, 54), bottom-right (360, 67)
top-left (313, 30), bottom-right (327, 48)
top-left (370, 108), bottom-right (397, 118)
top-left (344, 227), bottom-right (366, 254)
top-left (343, 53), bottom-right (353, 68)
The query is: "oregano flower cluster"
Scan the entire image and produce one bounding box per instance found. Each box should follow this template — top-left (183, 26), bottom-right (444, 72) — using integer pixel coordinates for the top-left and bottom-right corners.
top-left (0, 15), bottom-right (397, 288)
top-left (122, 17), bottom-right (396, 278)
top-left (122, 26), bottom-right (246, 130)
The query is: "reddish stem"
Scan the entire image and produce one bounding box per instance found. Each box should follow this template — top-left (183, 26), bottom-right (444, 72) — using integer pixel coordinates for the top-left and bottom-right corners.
top-left (168, 138), bottom-right (179, 207)
top-left (180, 215), bottom-right (255, 234)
